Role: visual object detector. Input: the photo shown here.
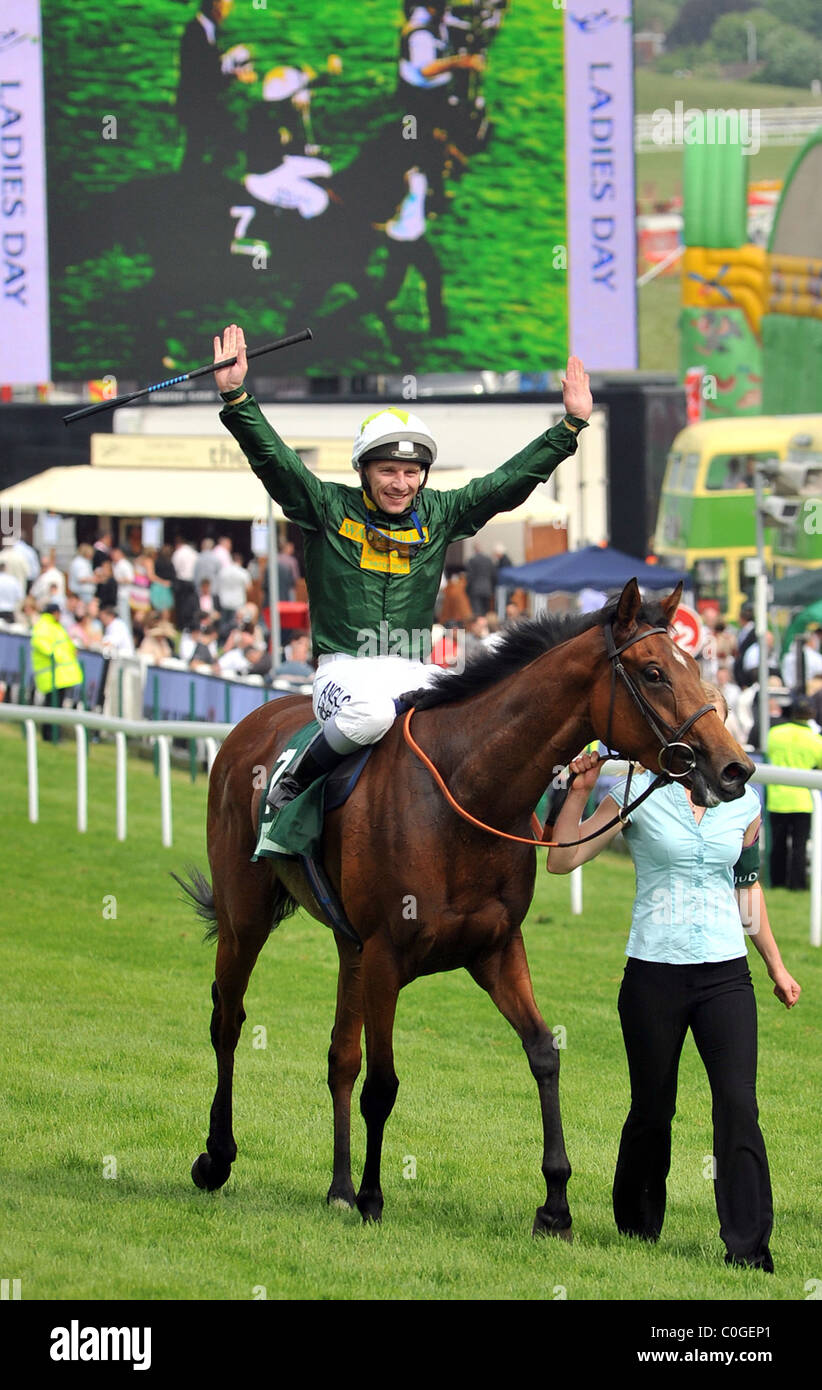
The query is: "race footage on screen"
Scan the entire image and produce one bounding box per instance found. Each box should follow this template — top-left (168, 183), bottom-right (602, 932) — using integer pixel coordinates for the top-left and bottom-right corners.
top-left (43, 0), bottom-right (567, 381)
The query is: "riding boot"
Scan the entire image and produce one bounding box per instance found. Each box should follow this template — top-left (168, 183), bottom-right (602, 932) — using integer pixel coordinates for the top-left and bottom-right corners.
top-left (266, 729), bottom-right (346, 812)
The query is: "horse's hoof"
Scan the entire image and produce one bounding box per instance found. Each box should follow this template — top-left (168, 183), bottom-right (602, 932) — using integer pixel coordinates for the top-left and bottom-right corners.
top-left (356, 1189), bottom-right (384, 1224)
top-left (326, 1182), bottom-right (356, 1209)
top-left (532, 1209), bottom-right (573, 1241)
top-left (191, 1152), bottom-right (231, 1192)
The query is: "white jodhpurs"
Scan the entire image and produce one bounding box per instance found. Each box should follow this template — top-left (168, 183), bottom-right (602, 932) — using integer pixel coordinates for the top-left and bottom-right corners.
top-left (312, 654), bottom-right (440, 754)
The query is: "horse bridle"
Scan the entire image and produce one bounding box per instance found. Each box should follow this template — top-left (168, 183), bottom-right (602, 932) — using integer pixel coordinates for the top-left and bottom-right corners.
top-left (601, 620), bottom-right (716, 821)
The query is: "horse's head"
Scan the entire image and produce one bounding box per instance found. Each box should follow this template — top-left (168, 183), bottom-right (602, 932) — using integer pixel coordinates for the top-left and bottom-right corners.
top-left (589, 579), bottom-right (754, 807)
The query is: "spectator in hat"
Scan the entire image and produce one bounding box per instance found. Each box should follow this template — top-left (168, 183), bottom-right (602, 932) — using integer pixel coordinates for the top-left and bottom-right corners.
top-left (30, 602), bottom-right (84, 741)
top-left (138, 616), bottom-right (178, 664)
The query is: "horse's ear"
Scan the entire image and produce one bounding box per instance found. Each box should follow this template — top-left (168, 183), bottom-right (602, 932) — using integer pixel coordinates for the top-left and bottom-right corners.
top-left (659, 582), bottom-right (683, 628)
top-left (614, 578), bottom-right (642, 635)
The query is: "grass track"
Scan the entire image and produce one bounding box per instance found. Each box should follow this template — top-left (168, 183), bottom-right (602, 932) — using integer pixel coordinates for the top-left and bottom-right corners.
top-left (1, 724), bottom-right (820, 1302)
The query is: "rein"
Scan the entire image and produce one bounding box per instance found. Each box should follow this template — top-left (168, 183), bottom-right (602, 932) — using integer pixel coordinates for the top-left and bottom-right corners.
top-left (401, 620), bottom-right (716, 850)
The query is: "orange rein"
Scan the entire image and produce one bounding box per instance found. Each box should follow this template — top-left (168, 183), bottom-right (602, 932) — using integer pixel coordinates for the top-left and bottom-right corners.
top-left (402, 705), bottom-right (565, 848)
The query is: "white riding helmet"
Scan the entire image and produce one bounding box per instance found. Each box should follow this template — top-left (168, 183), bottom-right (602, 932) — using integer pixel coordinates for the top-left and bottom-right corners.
top-left (351, 407), bottom-right (437, 471)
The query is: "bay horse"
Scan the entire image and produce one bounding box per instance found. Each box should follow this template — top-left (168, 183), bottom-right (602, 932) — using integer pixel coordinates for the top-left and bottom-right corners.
top-left (178, 580), bottom-right (753, 1234)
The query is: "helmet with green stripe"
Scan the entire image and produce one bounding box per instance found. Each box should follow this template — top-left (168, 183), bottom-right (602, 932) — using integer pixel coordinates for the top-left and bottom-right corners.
top-left (351, 407), bottom-right (437, 471)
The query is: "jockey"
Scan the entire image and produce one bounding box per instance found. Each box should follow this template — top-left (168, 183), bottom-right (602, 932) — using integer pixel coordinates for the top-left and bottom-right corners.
top-left (214, 323), bottom-right (593, 810)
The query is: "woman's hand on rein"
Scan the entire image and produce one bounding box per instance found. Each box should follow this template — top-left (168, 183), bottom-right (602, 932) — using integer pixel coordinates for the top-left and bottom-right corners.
top-left (567, 750), bottom-right (603, 794)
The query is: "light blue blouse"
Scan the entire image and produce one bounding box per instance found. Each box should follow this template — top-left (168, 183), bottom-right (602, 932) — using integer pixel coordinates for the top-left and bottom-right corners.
top-left (606, 771), bottom-right (762, 964)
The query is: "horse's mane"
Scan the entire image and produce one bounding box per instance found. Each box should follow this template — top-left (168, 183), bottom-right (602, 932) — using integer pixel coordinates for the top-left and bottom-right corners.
top-left (408, 593), bottom-right (671, 710)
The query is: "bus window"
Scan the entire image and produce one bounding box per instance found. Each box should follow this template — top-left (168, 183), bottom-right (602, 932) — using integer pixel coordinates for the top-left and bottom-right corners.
top-left (666, 452), bottom-right (682, 489)
top-left (694, 556), bottom-right (728, 610)
top-left (705, 451), bottom-right (774, 490)
top-left (679, 453), bottom-right (699, 493)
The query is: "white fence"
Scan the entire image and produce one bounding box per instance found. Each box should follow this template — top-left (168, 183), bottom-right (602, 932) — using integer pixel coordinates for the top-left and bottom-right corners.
top-left (1, 704), bottom-right (819, 945)
top-left (635, 106), bottom-right (822, 151)
top-left (1, 703), bottom-right (232, 848)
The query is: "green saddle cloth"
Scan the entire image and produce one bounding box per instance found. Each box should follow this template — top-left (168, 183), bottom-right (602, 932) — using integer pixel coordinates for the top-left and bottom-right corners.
top-left (253, 718), bottom-right (327, 861)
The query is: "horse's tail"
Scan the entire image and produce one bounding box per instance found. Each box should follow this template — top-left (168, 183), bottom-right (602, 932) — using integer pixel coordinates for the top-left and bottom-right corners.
top-left (171, 866), bottom-right (219, 942)
top-left (171, 864), bottom-right (300, 943)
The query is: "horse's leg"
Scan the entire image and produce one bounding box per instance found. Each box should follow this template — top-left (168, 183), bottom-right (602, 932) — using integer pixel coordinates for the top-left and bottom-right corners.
top-left (470, 934), bottom-right (573, 1238)
top-left (326, 945), bottom-right (364, 1209)
top-left (355, 944), bottom-right (401, 1223)
top-left (192, 912), bottom-right (271, 1193)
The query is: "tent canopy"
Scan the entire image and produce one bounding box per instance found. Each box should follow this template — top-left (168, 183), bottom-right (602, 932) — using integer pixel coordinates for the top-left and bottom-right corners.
top-left (498, 545), bottom-right (686, 594)
top-left (784, 599), bottom-right (822, 647)
top-left (771, 569), bottom-right (822, 608)
top-left (0, 466), bottom-right (289, 523)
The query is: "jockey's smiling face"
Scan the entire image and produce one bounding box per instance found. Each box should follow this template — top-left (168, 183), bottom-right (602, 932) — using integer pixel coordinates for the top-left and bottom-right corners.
top-left (362, 460), bottom-right (423, 515)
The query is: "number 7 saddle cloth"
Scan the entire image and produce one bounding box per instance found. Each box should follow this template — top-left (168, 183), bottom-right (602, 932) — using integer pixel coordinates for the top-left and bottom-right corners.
top-left (253, 717), bottom-right (374, 863)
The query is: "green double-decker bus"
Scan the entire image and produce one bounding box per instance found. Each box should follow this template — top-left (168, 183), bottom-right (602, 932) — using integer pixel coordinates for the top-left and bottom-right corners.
top-left (654, 416), bottom-right (822, 618)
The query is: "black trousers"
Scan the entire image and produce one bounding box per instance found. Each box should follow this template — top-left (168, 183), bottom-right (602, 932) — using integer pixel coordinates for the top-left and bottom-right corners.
top-left (769, 811), bottom-right (811, 890)
top-left (42, 688), bottom-right (61, 743)
top-left (614, 956), bottom-right (773, 1270)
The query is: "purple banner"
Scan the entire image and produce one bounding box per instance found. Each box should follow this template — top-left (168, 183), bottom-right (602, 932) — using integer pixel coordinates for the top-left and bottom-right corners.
top-left (564, 2), bottom-right (637, 369)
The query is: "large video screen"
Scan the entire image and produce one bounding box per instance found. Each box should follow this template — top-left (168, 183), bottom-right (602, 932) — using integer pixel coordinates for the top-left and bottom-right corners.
top-left (36, 0), bottom-right (566, 383)
top-left (2, 1), bottom-right (636, 386)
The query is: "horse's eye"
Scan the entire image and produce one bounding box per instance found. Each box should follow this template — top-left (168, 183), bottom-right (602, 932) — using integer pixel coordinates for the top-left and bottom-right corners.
top-left (644, 666), bottom-right (662, 683)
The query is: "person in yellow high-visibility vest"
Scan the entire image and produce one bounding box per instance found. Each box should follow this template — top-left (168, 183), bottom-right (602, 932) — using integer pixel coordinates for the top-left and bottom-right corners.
top-left (766, 696), bottom-right (822, 890)
top-left (30, 602), bottom-right (84, 741)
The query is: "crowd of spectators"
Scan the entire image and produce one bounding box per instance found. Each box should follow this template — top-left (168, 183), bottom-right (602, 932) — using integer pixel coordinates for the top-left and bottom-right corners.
top-left (0, 531), bottom-right (313, 689)
top-left (696, 601), bottom-right (822, 747)
top-left (6, 530), bottom-right (822, 747)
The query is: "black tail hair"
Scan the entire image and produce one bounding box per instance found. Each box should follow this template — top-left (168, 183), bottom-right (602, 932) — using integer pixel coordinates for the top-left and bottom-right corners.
top-left (170, 865), bottom-right (300, 943)
top-left (170, 866), bottom-right (219, 942)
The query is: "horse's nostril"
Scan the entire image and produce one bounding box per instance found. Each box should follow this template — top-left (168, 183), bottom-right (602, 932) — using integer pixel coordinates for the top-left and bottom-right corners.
top-left (721, 762), bottom-right (747, 786)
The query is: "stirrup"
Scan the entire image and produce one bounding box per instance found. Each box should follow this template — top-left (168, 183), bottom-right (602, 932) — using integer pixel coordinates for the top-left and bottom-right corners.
top-left (266, 731), bottom-right (344, 813)
top-left (266, 772), bottom-right (306, 813)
